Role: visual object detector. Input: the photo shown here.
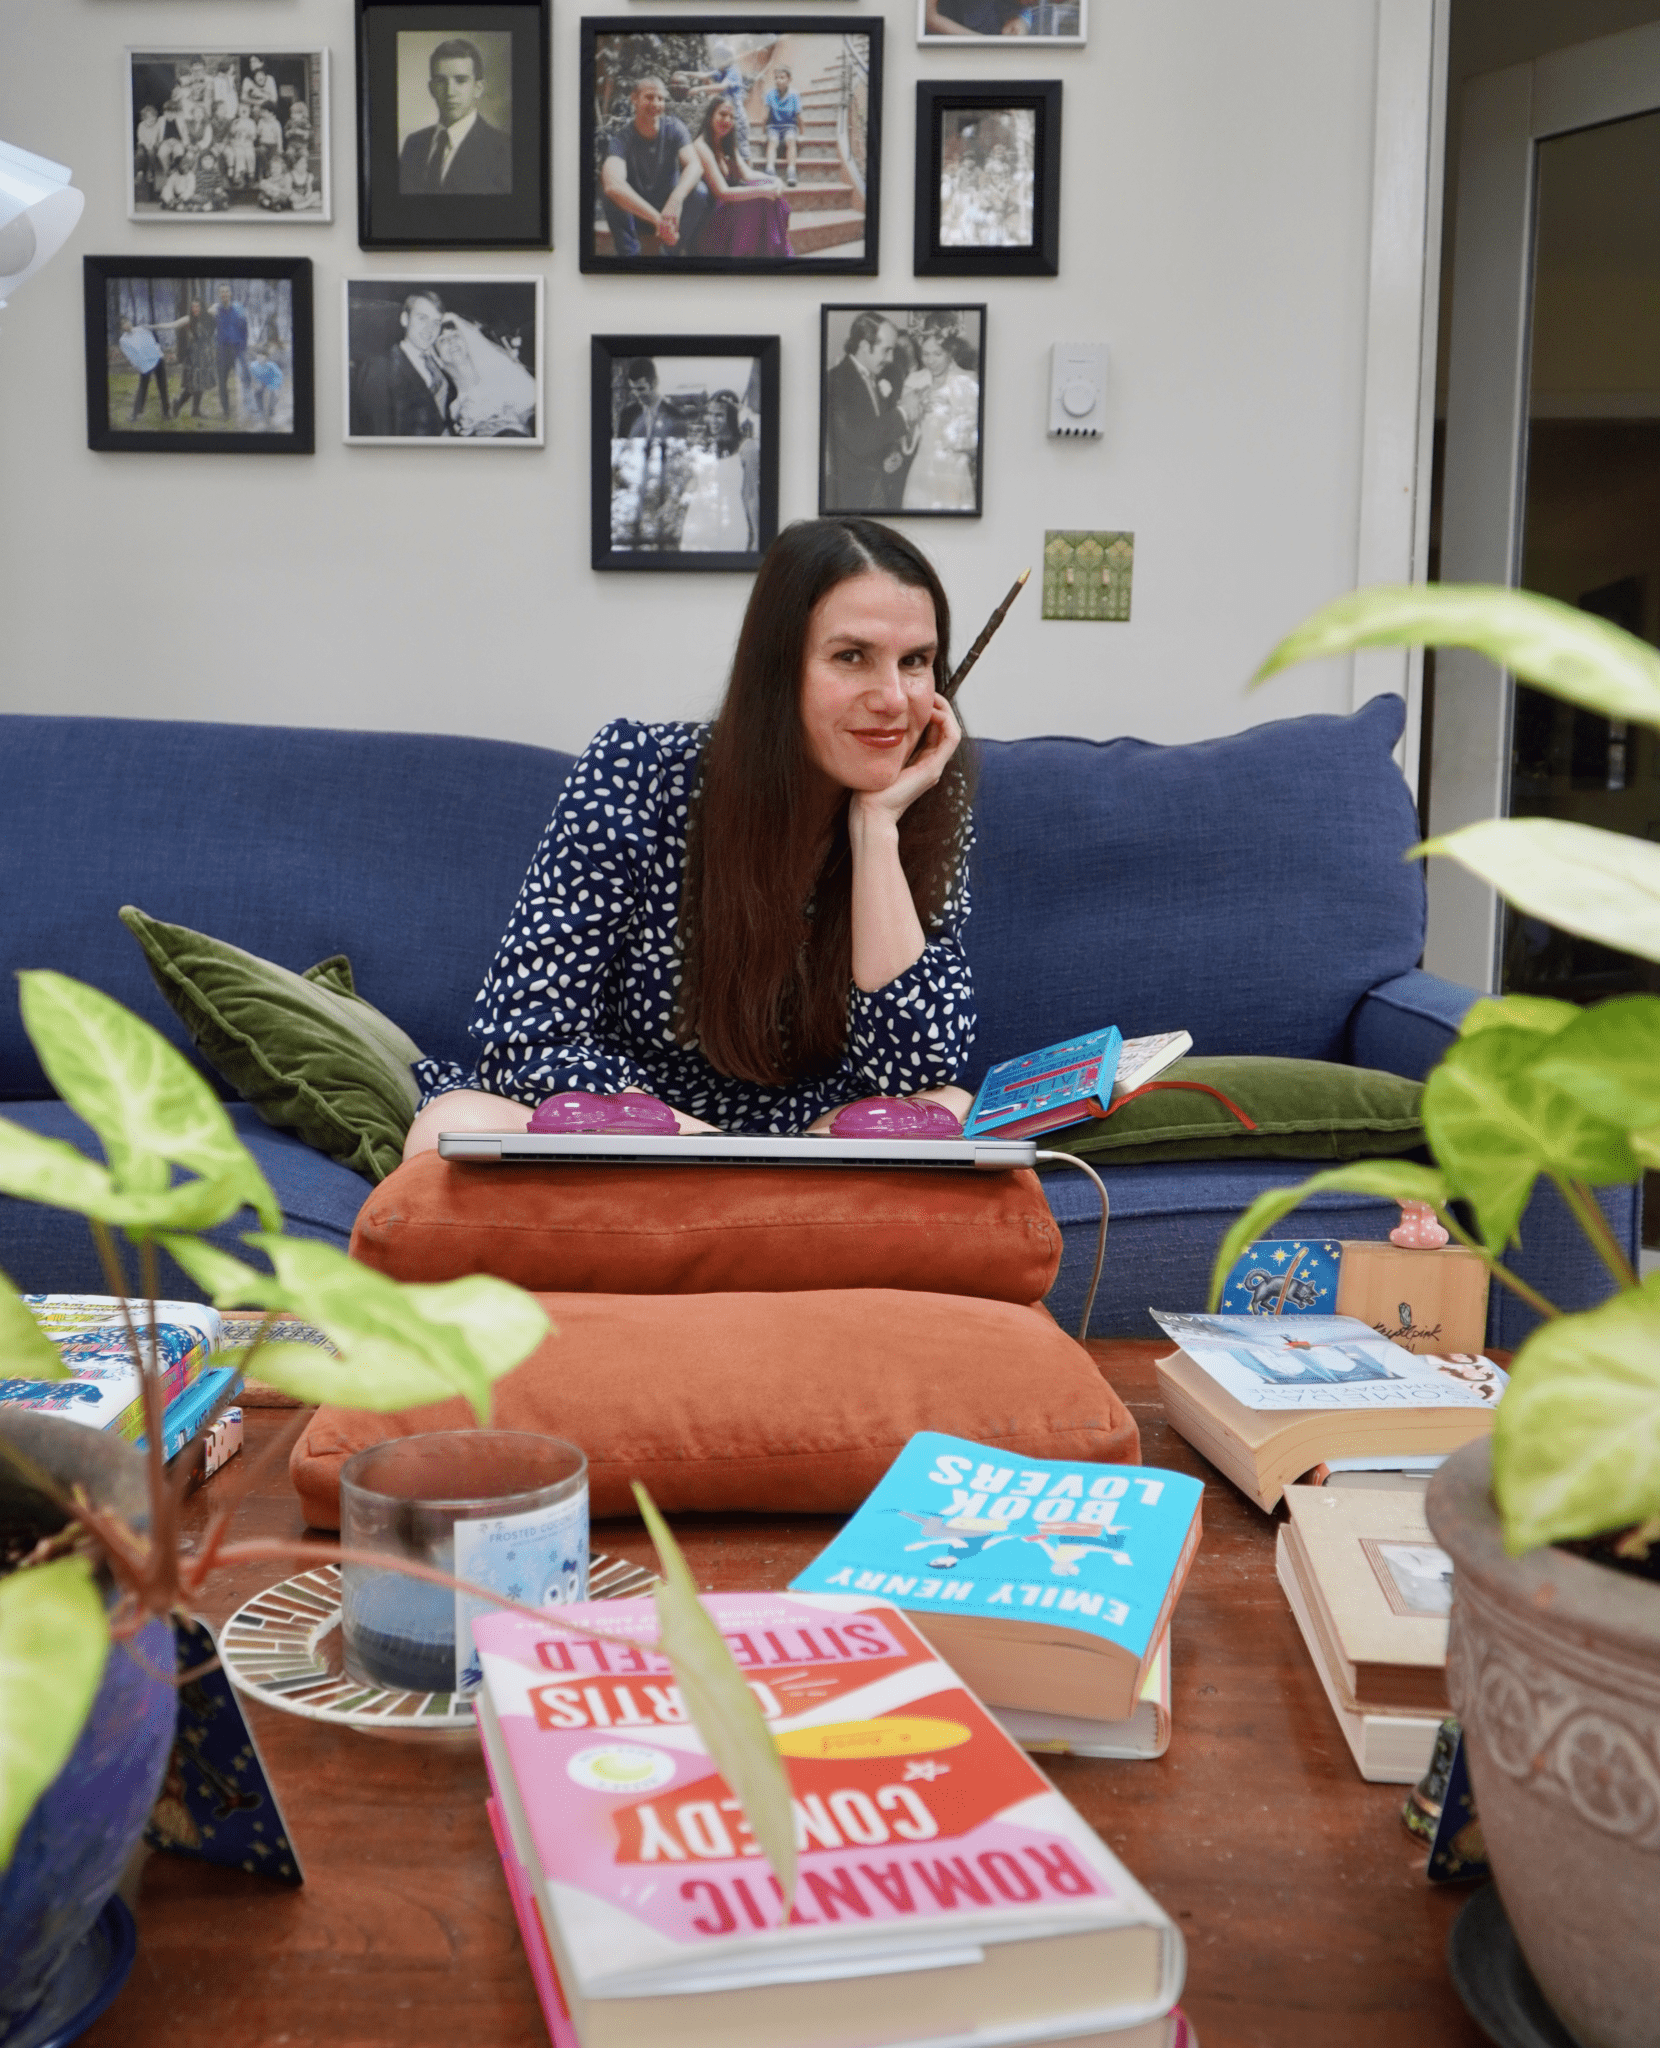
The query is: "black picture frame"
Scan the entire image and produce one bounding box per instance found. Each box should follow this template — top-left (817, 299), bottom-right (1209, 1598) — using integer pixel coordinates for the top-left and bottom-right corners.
top-left (818, 303), bottom-right (986, 519)
top-left (591, 334), bottom-right (779, 570)
top-left (356, 0), bottom-right (551, 249)
top-left (84, 255), bottom-right (315, 454)
top-left (913, 81), bottom-right (1060, 278)
top-left (580, 18), bottom-right (881, 274)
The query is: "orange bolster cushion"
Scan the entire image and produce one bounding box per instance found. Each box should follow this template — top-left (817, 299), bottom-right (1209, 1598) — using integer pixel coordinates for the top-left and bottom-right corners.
top-left (349, 1153), bottom-right (1063, 1303)
top-left (289, 1287), bottom-right (1138, 1525)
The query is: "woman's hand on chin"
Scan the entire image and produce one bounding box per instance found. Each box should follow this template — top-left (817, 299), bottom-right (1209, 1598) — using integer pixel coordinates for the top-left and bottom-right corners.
top-left (849, 692), bottom-right (961, 836)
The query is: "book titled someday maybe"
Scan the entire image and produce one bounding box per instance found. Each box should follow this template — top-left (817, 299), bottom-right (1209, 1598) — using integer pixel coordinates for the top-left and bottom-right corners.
top-left (789, 1434), bottom-right (1204, 1726)
top-left (475, 1591), bottom-right (1185, 2048)
top-left (1, 1296), bottom-right (223, 1442)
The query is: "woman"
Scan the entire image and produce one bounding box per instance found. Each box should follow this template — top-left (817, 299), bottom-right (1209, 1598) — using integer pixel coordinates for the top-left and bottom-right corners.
top-left (433, 312), bottom-right (538, 438)
top-left (671, 96), bottom-right (793, 260)
top-left (900, 323), bottom-right (980, 512)
top-left (403, 518), bottom-right (975, 1156)
top-left (678, 394), bottom-right (748, 550)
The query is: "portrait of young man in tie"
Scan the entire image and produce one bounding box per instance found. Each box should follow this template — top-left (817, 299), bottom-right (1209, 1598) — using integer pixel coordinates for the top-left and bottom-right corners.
top-left (397, 35), bottom-right (513, 195)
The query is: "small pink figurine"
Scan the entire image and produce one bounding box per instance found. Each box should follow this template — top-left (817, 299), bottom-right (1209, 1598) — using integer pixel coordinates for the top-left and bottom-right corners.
top-left (828, 1096), bottom-right (964, 1139)
top-left (528, 1090), bottom-right (680, 1135)
top-left (1391, 1200), bottom-right (1449, 1249)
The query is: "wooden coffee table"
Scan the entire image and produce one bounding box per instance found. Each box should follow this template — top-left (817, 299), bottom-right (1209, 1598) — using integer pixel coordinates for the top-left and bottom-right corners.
top-left (82, 1342), bottom-right (1486, 2048)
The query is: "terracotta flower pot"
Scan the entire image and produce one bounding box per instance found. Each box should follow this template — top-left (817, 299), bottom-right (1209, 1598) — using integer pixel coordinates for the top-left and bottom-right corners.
top-left (1427, 1438), bottom-right (1660, 2048)
top-left (0, 1410), bottom-right (177, 2039)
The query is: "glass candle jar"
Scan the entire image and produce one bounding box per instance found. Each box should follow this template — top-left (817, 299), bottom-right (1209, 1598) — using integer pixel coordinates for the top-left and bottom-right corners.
top-left (339, 1431), bottom-right (588, 1696)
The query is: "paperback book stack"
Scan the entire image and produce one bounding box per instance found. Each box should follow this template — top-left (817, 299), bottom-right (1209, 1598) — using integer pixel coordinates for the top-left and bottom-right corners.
top-left (476, 1591), bottom-right (1190, 2048)
top-left (2, 1294), bottom-right (241, 1472)
top-left (790, 1433), bottom-right (1204, 1757)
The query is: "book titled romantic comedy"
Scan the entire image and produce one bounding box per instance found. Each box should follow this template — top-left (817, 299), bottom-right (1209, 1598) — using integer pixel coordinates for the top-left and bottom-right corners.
top-left (0, 1295), bottom-right (222, 1441)
top-left (789, 1434), bottom-right (1204, 1726)
top-left (962, 1030), bottom-right (1192, 1142)
top-left (474, 1592), bottom-right (1185, 2048)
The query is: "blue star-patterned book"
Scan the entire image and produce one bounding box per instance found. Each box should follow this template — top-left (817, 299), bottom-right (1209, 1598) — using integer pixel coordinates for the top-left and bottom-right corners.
top-left (144, 1616), bottom-right (303, 1885)
top-left (1217, 1238), bottom-right (1343, 1315)
top-left (788, 1431), bottom-right (1203, 1723)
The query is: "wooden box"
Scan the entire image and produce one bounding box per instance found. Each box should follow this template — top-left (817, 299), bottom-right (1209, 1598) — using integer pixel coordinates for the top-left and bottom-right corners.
top-left (1334, 1241), bottom-right (1490, 1355)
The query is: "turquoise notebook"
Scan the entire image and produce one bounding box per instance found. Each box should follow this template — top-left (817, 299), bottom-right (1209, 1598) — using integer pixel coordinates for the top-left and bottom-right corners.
top-left (789, 1431), bottom-right (1204, 1670)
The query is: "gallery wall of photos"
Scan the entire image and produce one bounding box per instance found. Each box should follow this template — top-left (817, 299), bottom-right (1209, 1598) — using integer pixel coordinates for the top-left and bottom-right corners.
top-left (91, 0), bottom-right (1078, 572)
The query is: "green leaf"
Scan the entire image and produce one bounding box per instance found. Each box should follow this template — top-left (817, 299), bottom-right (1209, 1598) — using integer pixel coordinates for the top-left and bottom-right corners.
top-left (1493, 1278), bottom-right (1660, 1552)
top-left (634, 1483), bottom-right (797, 1908)
top-left (1531, 995), bottom-right (1660, 1136)
top-left (161, 1234), bottom-right (550, 1423)
top-left (0, 1556), bottom-right (109, 1870)
top-left (1459, 994), bottom-right (1581, 1040)
top-left (0, 1270), bottom-right (69, 1380)
top-left (1206, 1160), bottom-right (1450, 1311)
top-left (1630, 1125), bottom-right (1660, 1172)
top-left (1414, 818), bottom-right (1660, 967)
top-left (1424, 1028), bottom-right (1637, 1253)
top-left (17, 973), bottom-right (280, 1229)
top-left (1252, 582), bottom-right (1660, 728)
top-left (0, 1120), bottom-right (259, 1236)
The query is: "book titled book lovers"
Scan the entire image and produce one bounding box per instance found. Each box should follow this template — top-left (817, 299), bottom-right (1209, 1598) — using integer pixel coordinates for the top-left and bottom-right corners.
top-left (474, 1591), bottom-right (1185, 2048)
top-left (789, 1433), bottom-right (1204, 1726)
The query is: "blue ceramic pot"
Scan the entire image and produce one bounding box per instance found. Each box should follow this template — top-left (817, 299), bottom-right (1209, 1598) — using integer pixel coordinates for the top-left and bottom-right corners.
top-left (0, 1413), bottom-right (179, 2038)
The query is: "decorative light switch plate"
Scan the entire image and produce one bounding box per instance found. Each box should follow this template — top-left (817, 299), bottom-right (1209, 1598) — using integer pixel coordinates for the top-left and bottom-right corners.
top-left (1042, 530), bottom-right (1134, 621)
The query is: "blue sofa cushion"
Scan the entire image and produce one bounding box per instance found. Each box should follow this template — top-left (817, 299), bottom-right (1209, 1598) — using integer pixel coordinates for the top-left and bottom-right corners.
top-left (0, 715), bottom-right (575, 1101)
top-left (0, 1101), bottom-right (370, 1300)
top-left (964, 694), bottom-right (1425, 1082)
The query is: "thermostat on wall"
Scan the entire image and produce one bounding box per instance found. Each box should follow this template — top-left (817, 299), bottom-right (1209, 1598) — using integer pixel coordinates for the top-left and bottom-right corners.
top-left (1048, 344), bottom-right (1107, 438)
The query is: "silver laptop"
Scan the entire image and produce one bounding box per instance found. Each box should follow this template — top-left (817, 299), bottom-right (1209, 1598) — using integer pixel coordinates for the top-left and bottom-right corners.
top-left (438, 1131), bottom-right (1037, 1171)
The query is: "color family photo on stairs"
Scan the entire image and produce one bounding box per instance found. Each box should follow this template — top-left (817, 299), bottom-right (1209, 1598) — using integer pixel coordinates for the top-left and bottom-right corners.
top-left (580, 18), bottom-right (882, 273)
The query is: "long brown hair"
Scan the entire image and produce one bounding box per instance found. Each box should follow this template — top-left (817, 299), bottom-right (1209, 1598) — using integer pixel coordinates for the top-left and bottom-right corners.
top-left (676, 518), bottom-right (973, 1087)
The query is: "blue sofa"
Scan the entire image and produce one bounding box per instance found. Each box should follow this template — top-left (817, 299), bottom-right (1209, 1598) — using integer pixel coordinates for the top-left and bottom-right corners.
top-left (0, 697), bottom-right (1632, 1343)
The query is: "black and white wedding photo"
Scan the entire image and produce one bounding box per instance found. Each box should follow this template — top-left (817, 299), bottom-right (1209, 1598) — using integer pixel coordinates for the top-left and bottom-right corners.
top-left (344, 278), bottom-right (542, 443)
top-left (819, 305), bottom-right (985, 518)
top-left (591, 335), bottom-right (778, 569)
top-left (127, 49), bottom-right (329, 220)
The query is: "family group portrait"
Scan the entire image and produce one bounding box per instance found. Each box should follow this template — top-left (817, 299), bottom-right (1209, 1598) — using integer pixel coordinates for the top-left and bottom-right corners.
top-left (940, 107), bottom-right (1036, 248)
top-left (128, 50), bottom-right (327, 219)
top-left (98, 273), bottom-right (298, 436)
top-left (583, 22), bottom-right (878, 271)
top-left (597, 343), bottom-right (776, 567)
top-left (819, 305), bottom-right (984, 517)
top-left (344, 279), bottom-right (541, 442)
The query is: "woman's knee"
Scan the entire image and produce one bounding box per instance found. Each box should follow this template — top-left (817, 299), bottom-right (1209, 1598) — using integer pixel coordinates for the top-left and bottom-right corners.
top-left (402, 1090), bottom-right (533, 1162)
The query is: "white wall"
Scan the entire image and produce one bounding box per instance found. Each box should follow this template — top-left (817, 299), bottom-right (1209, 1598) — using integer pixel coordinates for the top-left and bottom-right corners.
top-left (0, 0), bottom-right (1383, 754)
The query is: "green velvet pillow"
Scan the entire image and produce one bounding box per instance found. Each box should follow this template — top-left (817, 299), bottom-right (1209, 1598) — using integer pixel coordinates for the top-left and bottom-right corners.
top-left (119, 906), bottom-right (423, 1184)
top-left (1039, 1055), bottom-right (1424, 1165)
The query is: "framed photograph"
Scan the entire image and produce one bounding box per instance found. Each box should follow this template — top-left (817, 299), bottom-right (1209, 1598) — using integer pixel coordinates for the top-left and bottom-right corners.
top-left (917, 0), bottom-right (1084, 44)
top-left (344, 277), bottom-right (543, 443)
top-left (914, 82), bottom-right (1060, 277)
top-left (591, 335), bottom-right (779, 570)
top-left (581, 19), bottom-right (881, 274)
top-left (356, 1), bottom-right (551, 248)
top-left (128, 50), bottom-right (330, 222)
top-left (84, 256), bottom-right (314, 454)
top-left (819, 304), bottom-right (984, 518)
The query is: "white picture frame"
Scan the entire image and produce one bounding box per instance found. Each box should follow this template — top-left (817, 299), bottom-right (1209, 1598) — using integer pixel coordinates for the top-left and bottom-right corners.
top-left (916, 0), bottom-right (1085, 47)
top-left (128, 49), bottom-right (332, 224)
top-left (342, 276), bottom-right (545, 446)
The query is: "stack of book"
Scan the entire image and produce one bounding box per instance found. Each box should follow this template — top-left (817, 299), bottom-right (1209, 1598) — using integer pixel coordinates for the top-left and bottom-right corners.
top-left (476, 1590), bottom-right (1192, 2048)
top-left (1276, 1485), bottom-right (1451, 1783)
top-left (3, 1293), bottom-right (242, 1479)
top-left (788, 1433), bottom-right (1204, 1759)
top-left (1150, 1311), bottom-right (1504, 1511)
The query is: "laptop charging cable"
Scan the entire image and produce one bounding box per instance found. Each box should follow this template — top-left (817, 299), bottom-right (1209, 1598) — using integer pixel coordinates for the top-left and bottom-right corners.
top-left (1032, 1151), bottom-right (1109, 1344)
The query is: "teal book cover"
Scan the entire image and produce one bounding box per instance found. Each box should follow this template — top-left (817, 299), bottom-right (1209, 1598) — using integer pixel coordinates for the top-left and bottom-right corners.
top-left (789, 1432), bottom-right (1204, 1664)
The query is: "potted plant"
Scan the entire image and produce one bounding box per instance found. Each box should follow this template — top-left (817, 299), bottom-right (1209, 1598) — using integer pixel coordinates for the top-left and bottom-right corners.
top-left (0, 973), bottom-right (794, 2038)
top-left (1207, 583), bottom-right (1660, 2048)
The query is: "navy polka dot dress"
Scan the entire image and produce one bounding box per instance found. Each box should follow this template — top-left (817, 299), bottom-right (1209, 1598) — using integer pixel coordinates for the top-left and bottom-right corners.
top-left (414, 719), bottom-right (978, 1134)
